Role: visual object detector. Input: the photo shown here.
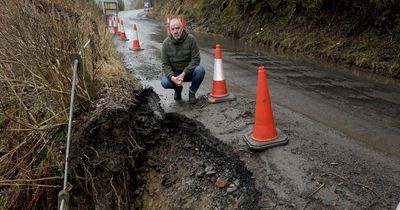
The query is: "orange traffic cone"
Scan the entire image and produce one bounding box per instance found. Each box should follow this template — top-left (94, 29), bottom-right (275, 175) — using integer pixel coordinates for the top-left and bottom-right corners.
top-left (129, 23), bottom-right (142, 51)
top-left (166, 17), bottom-right (170, 34)
top-left (180, 16), bottom-right (186, 30)
top-left (243, 66), bottom-right (288, 151)
top-left (207, 44), bottom-right (236, 104)
top-left (119, 19), bottom-right (129, 41)
top-left (113, 16), bottom-right (118, 34)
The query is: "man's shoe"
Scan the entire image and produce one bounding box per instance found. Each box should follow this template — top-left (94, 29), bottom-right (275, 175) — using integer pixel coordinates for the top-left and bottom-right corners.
top-left (189, 90), bottom-right (197, 104)
top-left (174, 86), bottom-right (183, 100)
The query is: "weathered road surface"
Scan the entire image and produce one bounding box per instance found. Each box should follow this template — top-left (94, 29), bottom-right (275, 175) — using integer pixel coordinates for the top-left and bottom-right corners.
top-left (115, 9), bottom-right (400, 209)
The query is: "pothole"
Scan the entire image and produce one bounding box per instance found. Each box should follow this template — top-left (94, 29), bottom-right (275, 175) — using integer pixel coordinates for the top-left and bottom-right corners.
top-left (67, 88), bottom-right (259, 209)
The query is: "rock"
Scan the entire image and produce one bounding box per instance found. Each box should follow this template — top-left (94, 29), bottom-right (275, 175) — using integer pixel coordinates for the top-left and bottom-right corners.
top-left (206, 170), bottom-right (217, 176)
top-left (233, 179), bottom-right (240, 187)
top-left (196, 170), bottom-right (205, 178)
top-left (227, 184), bottom-right (237, 193)
top-left (215, 177), bottom-right (228, 188)
top-left (184, 142), bottom-right (192, 148)
top-left (204, 165), bottom-right (214, 172)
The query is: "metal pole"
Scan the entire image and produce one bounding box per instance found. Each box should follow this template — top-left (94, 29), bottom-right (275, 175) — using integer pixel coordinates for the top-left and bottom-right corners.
top-left (80, 39), bottom-right (91, 55)
top-left (64, 59), bottom-right (78, 189)
top-left (59, 38), bottom-right (91, 210)
top-left (59, 59), bottom-right (79, 210)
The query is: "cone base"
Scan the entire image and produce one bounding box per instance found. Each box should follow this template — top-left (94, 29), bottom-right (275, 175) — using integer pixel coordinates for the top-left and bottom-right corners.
top-left (129, 47), bottom-right (144, 51)
top-left (242, 128), bottom-right (288, 151)
top-left (207, 93), bottom-right (236, 104)
top-left (119, 38), bottom-right (129, 41)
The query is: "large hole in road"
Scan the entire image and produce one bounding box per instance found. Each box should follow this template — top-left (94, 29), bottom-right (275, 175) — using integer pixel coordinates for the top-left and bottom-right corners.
top-left (67, 89), bottom-right (259, 209)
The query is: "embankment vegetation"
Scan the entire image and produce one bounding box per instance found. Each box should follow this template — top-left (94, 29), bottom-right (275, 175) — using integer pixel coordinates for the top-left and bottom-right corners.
top-left (0, 0), bottom-right (137, 208)
top-left (153, 0), bottom-right (400, 78)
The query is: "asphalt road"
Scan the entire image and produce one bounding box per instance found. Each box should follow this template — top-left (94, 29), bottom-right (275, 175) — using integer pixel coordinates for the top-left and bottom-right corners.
top-left (116, 9), bottom-right (400, 158)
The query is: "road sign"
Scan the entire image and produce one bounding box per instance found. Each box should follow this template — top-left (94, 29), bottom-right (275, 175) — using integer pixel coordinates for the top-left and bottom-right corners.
top-left (101, 0), bottom-right (118, 20)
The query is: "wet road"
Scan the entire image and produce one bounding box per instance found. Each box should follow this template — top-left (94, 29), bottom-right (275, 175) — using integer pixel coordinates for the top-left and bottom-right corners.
top-left (116, 9), bottom-right (400, 159)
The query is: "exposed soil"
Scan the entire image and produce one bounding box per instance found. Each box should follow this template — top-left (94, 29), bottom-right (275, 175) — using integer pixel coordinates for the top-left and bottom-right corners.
top-left (137, 113), bottom-right (258, 209)
top-left (67, 88), bottom-right (259, 209)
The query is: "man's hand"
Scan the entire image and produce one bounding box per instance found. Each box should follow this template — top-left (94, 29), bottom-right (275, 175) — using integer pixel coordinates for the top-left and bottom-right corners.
top-left (171, 76), bottom-right (182, 86)
top-left (176, 72), bottom-right (185, 83)
top-left (171, 72), bottom-right (185, 86)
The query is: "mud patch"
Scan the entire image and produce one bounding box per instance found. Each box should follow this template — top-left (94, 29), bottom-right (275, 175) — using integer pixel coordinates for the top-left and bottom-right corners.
top-left (67, 88), bottom-right (259, 209)
top-left (137, 113), bottom-right (259, 209)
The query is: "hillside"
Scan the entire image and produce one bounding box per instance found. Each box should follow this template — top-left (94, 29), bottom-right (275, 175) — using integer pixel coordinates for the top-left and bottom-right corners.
top-left (152, 0), bottom-right (400, 78)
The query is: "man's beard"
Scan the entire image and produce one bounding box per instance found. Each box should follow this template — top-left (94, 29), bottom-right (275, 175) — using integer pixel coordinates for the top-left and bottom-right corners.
top-left (172, 33), bottom-right (180, 39)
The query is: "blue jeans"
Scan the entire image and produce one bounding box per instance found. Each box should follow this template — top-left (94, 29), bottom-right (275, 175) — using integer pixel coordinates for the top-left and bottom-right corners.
top-left (161, 65), bottom-right (205, 93)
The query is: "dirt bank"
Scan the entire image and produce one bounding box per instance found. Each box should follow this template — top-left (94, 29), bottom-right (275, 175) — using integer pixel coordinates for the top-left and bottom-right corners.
top-left (67, 88), bottom-right (259, 209)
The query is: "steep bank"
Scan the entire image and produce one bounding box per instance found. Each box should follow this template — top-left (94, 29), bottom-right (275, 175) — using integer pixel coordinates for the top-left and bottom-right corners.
top-left (0, 0), bottom-right (139, 208)
top-left (152, 0), bottom-right (400, 79)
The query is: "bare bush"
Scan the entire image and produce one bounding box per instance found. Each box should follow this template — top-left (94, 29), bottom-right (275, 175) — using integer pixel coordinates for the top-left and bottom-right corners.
top-left (0, 0), bottom-right (119, 208)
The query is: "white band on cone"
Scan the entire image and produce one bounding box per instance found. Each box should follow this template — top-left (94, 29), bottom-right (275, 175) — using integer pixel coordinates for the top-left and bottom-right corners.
top-left (213, 59), bottom-right (225, 81)
top-left (133, 30), bottom-right (138, 40)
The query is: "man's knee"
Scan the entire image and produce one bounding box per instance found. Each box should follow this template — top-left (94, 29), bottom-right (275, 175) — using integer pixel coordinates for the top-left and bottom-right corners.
top-left (194, 65), bottom-right (205, 77)
top-left (161, 76), bottom-right (172, 89)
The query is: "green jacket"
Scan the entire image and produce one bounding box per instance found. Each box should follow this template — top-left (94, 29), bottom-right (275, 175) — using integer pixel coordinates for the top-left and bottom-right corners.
top-left (161, 30), bottom-right (200, 79)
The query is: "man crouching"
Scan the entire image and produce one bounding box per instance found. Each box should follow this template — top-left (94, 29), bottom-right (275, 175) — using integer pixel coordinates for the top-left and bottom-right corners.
top-left (161, 18), bottom-right (205, 104)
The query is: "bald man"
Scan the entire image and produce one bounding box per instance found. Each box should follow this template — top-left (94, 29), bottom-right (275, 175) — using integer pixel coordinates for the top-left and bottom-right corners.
top-left (161, 18), bottom-right (205, 104)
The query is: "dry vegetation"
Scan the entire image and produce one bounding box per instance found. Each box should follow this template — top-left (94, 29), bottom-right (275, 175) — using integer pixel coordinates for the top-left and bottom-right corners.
top-left (0, 0), bottom-right (137, 208)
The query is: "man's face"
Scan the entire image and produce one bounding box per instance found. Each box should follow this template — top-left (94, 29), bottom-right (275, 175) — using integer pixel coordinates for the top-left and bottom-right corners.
top-left (170, 20), bottom-right (182, 40)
